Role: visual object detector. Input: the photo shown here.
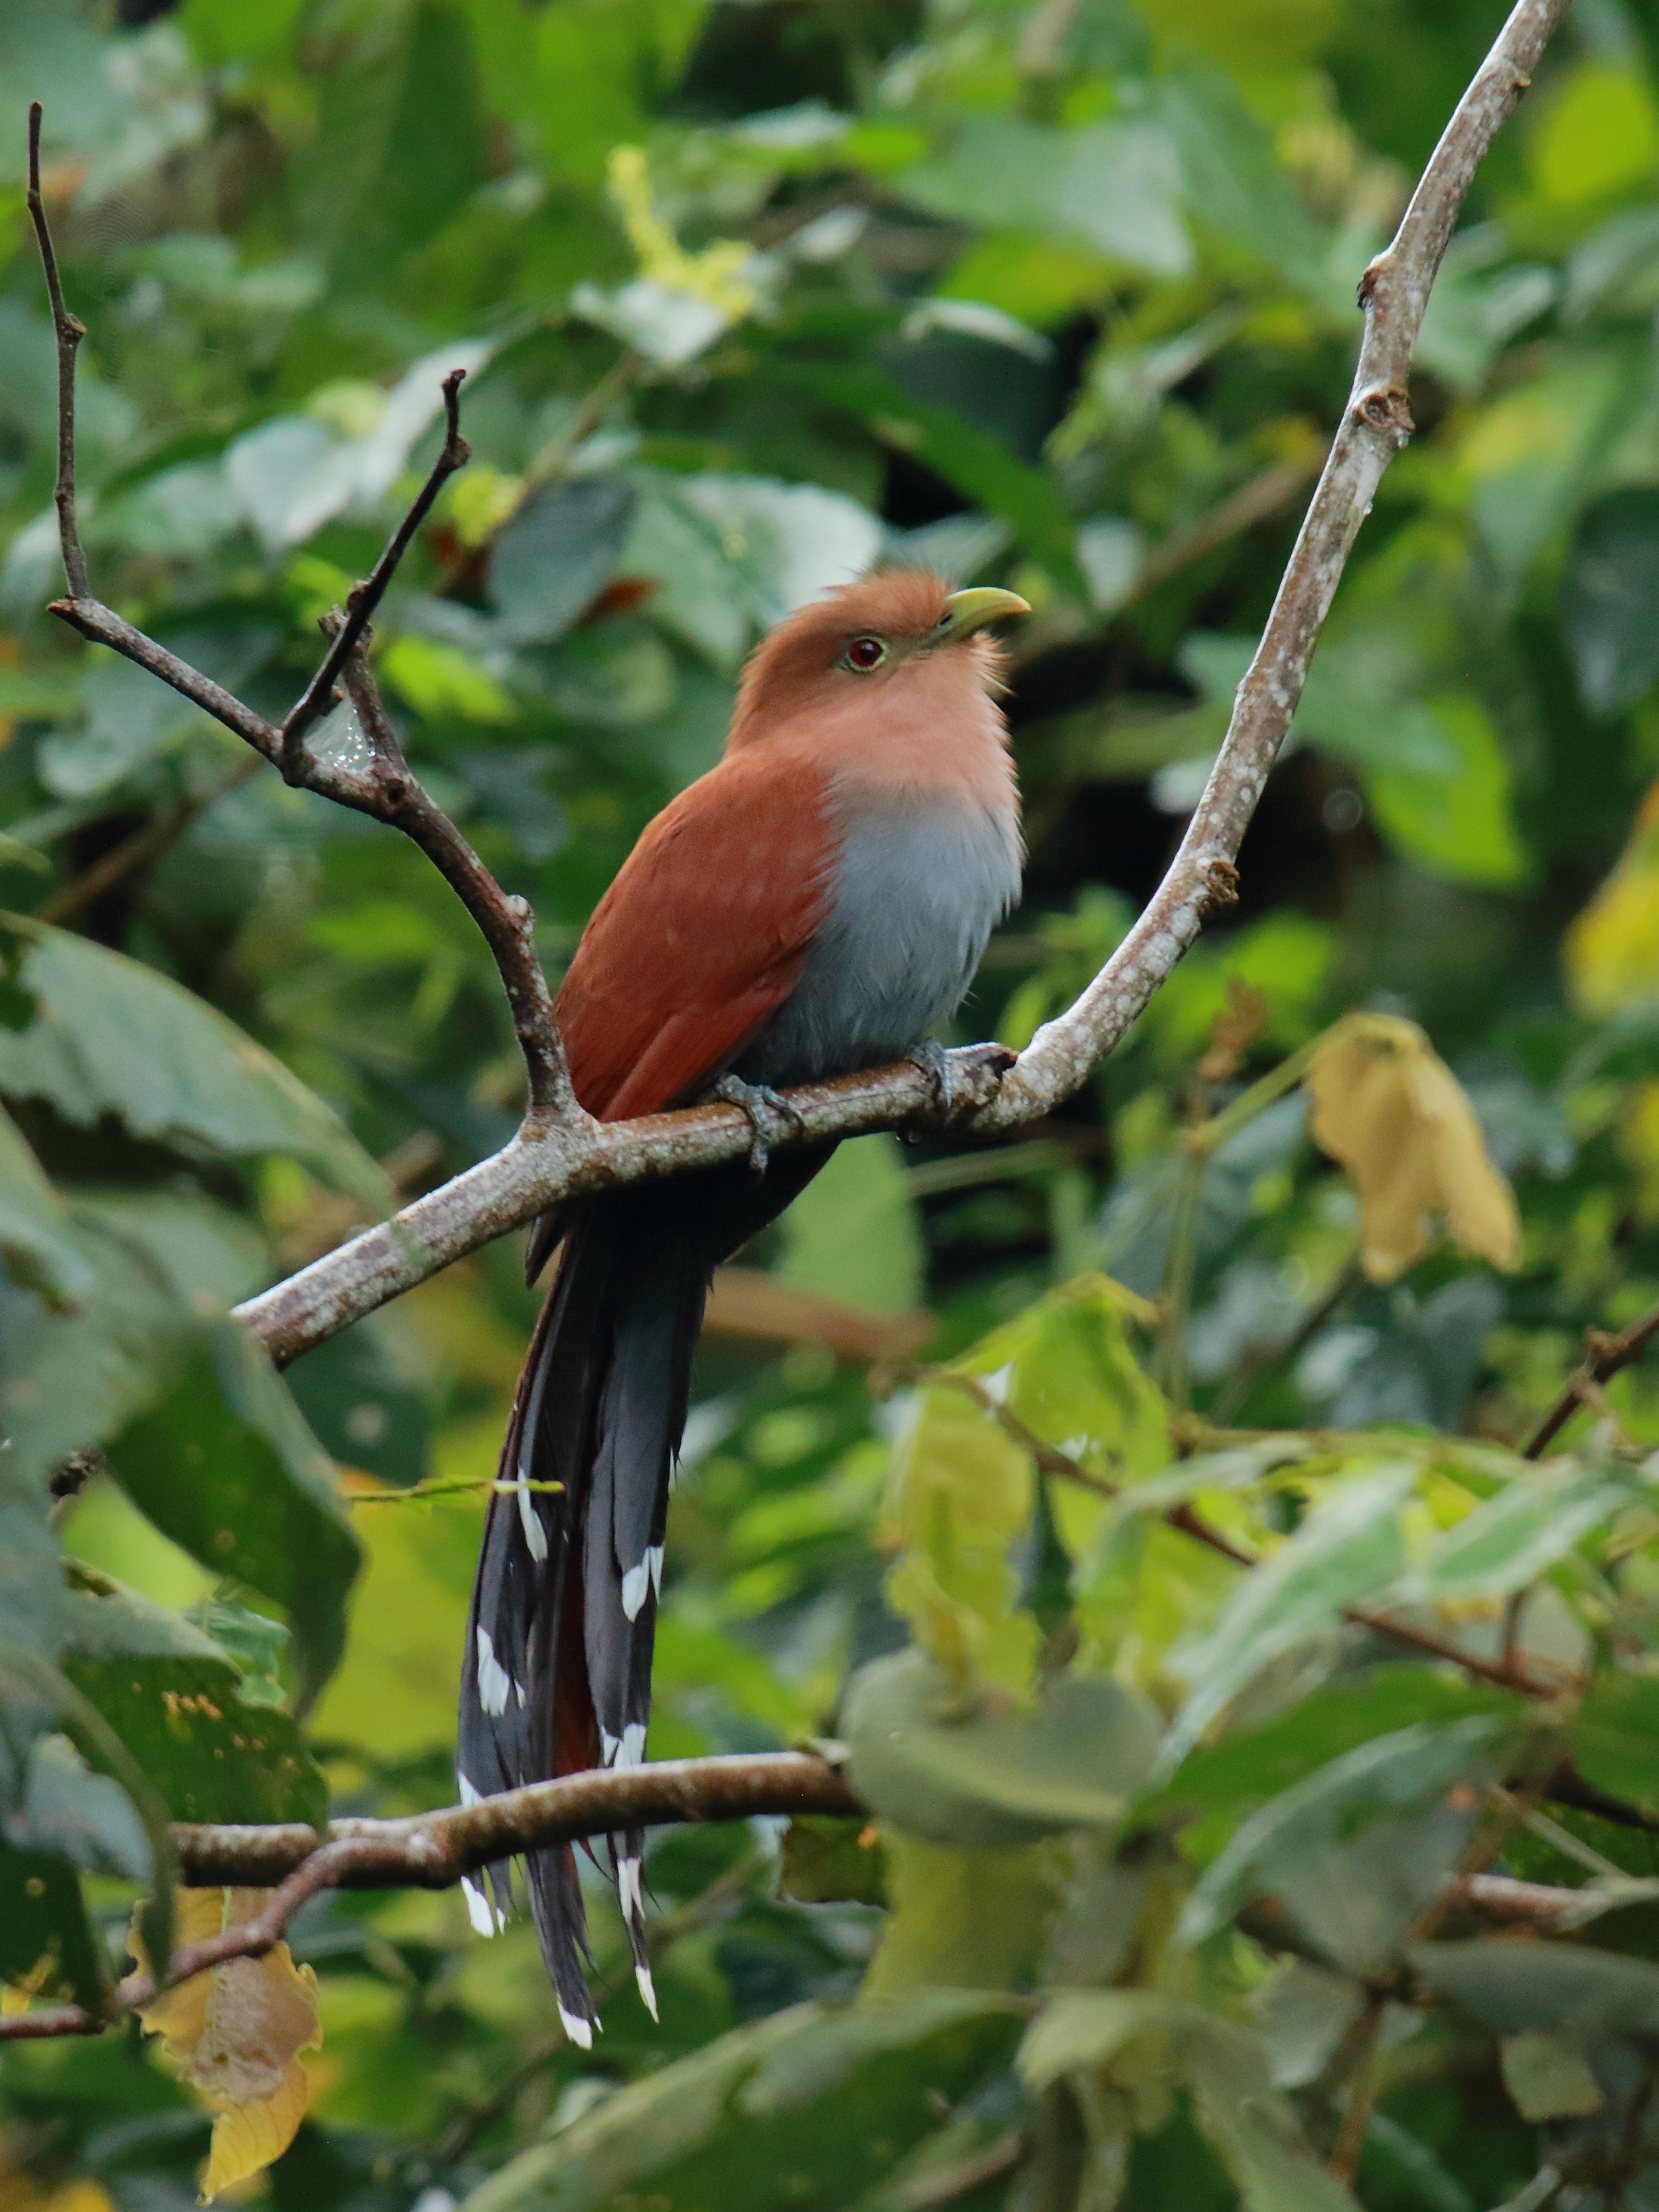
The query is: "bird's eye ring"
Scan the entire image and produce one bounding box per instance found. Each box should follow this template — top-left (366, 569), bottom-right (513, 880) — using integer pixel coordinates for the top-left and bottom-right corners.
top-left (845, 636), bottom-right (887, 671)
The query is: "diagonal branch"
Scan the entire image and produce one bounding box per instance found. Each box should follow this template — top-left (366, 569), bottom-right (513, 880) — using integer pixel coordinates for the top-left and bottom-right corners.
top-left (1524, 1298), bottom-right (1659, 1459)
top-left (228, 0), bottom-right (1566, 1370)
top-left (279, 370), bottom-right (470, 778)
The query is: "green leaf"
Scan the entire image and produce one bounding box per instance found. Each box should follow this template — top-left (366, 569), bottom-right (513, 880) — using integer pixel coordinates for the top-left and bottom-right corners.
top-left (1162, 1463), bottom-right (1417, 1769)
top-left (0, 1194), bottom-right (248, 1493)
top-left (1570, 1672), bottom-right (1659, 1821)
top-left (843, 1649), bottom-right (1162, 1847)
top-left (1401, 1461), bottom-right (1633, 1604)
top-left (1563, 486), bottom-right (1659, 714)
top-left (1143, 1665), bottom-right (1517, 1826)
top-left (0, 915), bottom-right (390, 1201)
top-left (778, 1815), bottom-right (888, 1907)
top-left (901, 116), bottom-right (1190, 278)
top-left (461, 1994), bottom-right (1019, 2212)
top-left (61, 1565), bottom-right (326, 1826)
top-left (882, 1377), bottom-right (1039, 1692)
top-left (0, 1831), bottom-right (106, 2008)
top-left (775, 364), bottom-right (1086, 595)
top-left (104, 1319), bottom-right (361, 1710)
top-left (1361, 696), bottom-right (1528, 889)
top-left (301, 0), bottom-right (486, 288)
top-left (489, 475), bottom-right (638, 645)
top-left (0, 1095), bottom-right (88, 1306)
top-left (1177, 1719), bottom-right (1508, 1965)
top-left (1413, 1940), bottom-right (1659, 2041)
top-left (863, 1831), bottom-right (1062, 1997)
top-left (1500, 2032), bottom-right (1605, 2120)
top-left (781, 1135), bottom-right (923, 1313)
top-left (1018, 1994), bottom-right (1359, 2212)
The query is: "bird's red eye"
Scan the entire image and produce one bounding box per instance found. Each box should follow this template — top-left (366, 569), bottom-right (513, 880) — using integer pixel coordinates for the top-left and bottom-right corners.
top-left (846, 636), bottom-right (886, 671)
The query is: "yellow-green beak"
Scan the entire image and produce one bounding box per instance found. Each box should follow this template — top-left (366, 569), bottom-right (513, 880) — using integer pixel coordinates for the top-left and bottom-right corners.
top-left (934, 585), bottom-right (1032, 642)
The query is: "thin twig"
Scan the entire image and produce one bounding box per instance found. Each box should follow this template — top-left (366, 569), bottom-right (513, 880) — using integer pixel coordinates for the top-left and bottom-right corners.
top-left (1327, 1990), bottom-right (1386, 2184)
top-left (280, 371), bottom-right (470, 776)
top-left (24, 139), bottom-right (571, 1128)
top-left (1525, 1303), bottom-right (1659, 1459)
top-left (25, 105), bottom-right (88, 601)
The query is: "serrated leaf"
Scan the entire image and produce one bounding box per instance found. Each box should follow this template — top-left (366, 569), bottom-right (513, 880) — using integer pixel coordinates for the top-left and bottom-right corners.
top-left (0, 915), bottom-right (389, 1203)
top-left (843, 1649), bottom-right (1161, 1848)
top-left (104, 1320), bottom-right (361, 1710)
top-left (135, 1886), bottom-right (322, 2203)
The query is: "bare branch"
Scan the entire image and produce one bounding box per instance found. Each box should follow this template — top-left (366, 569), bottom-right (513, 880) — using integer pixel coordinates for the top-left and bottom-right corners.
top-left (228, 0), bottom-right (1566, 1369)
top-left (25, 129), bottom-right (571, 1126)
top-left (25, 104), bottom-right (88, 602)
top-left (279, 369), bottom-right (471, 778)
top-left (1525, 1300), bottom-right (1659, 1458)
top-left (0, 1761), bottom-right (1632, 2046)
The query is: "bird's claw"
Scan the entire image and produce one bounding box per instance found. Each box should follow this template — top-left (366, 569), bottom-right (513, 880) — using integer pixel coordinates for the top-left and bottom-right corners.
top-left (908, 1039), bottom-right (958, 1121)
top-left (712, 1074), bottom-right (805, 1175)
top-left (906, 1040), bottom-right (1015, 1127)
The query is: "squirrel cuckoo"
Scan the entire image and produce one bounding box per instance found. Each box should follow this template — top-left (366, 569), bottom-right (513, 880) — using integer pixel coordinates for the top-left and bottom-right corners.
top-left (457, 567), bottom-right (1028, 2040)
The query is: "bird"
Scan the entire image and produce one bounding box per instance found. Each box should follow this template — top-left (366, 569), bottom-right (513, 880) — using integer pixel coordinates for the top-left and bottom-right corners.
top-left (457, 567), bottom-right (1029, 2043)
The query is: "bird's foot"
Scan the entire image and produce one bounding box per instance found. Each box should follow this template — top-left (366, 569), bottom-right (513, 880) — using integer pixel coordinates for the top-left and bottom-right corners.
top-left (711, 1074), bottom-right (806, 1175)
top-left (907, 1040), bottom-right (1017, 1127)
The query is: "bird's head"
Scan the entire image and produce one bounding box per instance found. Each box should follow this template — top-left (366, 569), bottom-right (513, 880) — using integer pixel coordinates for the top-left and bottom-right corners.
top-left (728, 567), bottom-right (1030, 749)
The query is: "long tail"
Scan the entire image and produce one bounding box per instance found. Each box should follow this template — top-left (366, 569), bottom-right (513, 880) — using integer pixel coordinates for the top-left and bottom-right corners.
top-left (458, 1153), bottom-right (826, 2041)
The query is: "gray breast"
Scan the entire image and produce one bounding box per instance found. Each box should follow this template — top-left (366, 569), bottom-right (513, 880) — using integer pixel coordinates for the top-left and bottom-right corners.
top-left (739, 800), bottom-right (1021, 1089)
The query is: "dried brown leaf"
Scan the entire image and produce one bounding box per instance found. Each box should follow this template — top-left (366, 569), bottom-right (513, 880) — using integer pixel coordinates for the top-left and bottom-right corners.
top-left (1305, 1013), bottom-right (1520, 1282)
top-left (132, 1888), bottom-right (321, 2201)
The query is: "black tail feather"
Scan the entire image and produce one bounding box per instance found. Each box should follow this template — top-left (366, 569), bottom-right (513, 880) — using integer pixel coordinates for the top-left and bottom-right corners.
top-left (459, 1152), bottom-right (830, 2036)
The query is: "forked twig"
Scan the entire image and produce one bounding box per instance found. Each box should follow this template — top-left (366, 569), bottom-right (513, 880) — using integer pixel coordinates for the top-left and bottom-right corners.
top-left (25, 111), bottom-right (571, 1127)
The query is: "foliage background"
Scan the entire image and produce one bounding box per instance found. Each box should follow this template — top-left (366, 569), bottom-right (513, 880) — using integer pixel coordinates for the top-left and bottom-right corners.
top-left (11, 0), bottom-right (1659, 2205)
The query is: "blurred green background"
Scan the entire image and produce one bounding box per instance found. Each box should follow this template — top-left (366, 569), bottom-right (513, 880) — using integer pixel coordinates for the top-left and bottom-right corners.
top-left (13, 0), bottom-right (1659, 2205)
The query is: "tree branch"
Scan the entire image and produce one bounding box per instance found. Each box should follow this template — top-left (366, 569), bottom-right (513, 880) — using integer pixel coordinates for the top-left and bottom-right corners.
top-left (223, 0), bottom-right (1564, 1369)
top-left (0, 1765), bottom-right (1624, 2045)
top-left (279, 370), bottom-right (470, 777)
top-left (1524, 1299), bottom-right (1659, 1459)
top-left (26, 138), bottom-right (573, 1129)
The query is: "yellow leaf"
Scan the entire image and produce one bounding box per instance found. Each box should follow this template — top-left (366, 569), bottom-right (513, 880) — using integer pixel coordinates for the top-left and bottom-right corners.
top-left (1566, 779), bottom-right (1659, 1017)
top-left (1305, 1013), bottom-right (1521, 1283)
top-left (133, 1889), bottom-right (322, 2201)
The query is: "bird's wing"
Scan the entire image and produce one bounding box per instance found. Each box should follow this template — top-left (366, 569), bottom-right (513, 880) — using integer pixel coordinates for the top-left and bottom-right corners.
top-left (555, 749), bottom-right (839, 1121)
